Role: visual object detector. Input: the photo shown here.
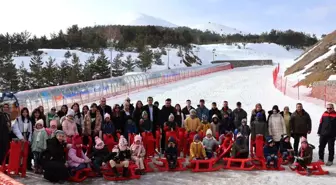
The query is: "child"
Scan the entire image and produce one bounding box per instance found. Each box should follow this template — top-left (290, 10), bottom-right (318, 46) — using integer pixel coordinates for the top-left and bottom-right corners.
top-left (130, 135), bottom-right (146, 175)
top-left (190, 134), bottom-right (207, 160)
top-left (231, 132), bottom-right (249, 158)
top-left (102, 113), bottom-right (115, 136)
top-left (238, 118), bottom-right (251, 138)
top-left (164, 113), bottom-right (177, 132)
top-left (68, 135), bottom-right (91, 175)
top-left (218, 112), bottom-right (234, 136)
top-left (280, 134), bottom-right (293, 161)
top-left (210, 114), bottom-right (220, 137)
top-left (185, 109), bottom-right (201, 133)
top-left (31, 119), bottom-right (48, 174)
top-left (200, 115), bottom-right (211, 134)
top-left (139, 111), bottom-right (153, 133)
top-left (92, 136), bottom-right (109, 176)
top-left (46, 119), bottom-right (58, 138)
top-left (264, 138), bottom-right (278, 169)
top-left (202, 129), bottom-right (224, 159)
top-left (166, 136), bottom-right (178, 169)
top-left (104, 135), bottom-right (131, 177)
top-left (293, 137), bottom-right (313, 175)
top-left (62, 109), bottom-right (78, 143)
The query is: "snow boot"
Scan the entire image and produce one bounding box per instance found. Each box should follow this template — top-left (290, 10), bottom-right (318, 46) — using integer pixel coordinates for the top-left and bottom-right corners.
top-left (326, 161), bottom-right (333, 166)
top-left (140, 169), bottom-right (146, 175)
top-left (306, 168), bottom-right (312, 176)
top-left (135, 169), bottom-right (141, 175)
top-left (112, 167), bottom-right (120, 177)
top-left (122, 167), bottom-right (129, 177)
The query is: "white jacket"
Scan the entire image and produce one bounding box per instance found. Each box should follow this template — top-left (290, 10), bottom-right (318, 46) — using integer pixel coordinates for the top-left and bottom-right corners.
top-left (12, 116), bottom-right (32, 142)
top-left (268, 113), bottom-right (286, 142)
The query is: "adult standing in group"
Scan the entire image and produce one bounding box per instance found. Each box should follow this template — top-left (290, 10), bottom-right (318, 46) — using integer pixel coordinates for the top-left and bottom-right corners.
top-left (220, 101), bottom-right (233, 119)
top-left (133, 100), bottom-right (144, 130)
top-left (268, 105), bottom-right (286, 148)
top-left (120, 97), bottom-right (135, 113)
top-left (290, 103), bottom-right (311, 155)
top-left (318, 104), bottom-right (336, 166)
top-left (160, 98), bottom-right (176, 152)
top-left (182, 99), bottom-right (195, 119)
top-left (280, 106), bottom-right (292, 137)
top-left (232, 102), bottom-right (247, 129)
top-left (42, 130), bottom-right (69, 183)
top-left (84, 103), bottom-right (102, 142)
top-left (0, 105), bottom-right (10, 164)
top-left (196, 99), bottom-right (209, 122)
top-left (209, 102), bottom-right (222, 121)
top-left (143, 97), bottom-right (160, 136)
top-left (251, 103), bottom-right (266, 125)
top-left (98, 97), bottom-right (112, 123)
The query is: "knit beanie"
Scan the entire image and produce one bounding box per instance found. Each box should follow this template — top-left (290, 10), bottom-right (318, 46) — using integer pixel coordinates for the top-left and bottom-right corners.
top-left (190, 109), bottom-right (196, 116)
top-left (104, 113), bottom-right (110, 119)
top-left (193, 134), bottom-right (200, 141)
top-left (142, 111), bottom-right (148, 118)
top-left (206, 129), bottom-right (212, 136)
top-left (35, 119), bottom-right (44, 127)
top-left (95, 136), bottom-right (105, 149)
top-left (67, 109), bottom-right (75, 117)
top-left (72, 135), bottom-right (82, 146)
top-left (134, 135), bottom-right (142, 143)
top-left (168, 113), bottom-right (174, 120)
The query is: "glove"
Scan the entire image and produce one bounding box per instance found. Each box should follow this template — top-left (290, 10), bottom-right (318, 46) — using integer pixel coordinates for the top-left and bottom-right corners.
top-left (84, 158), bottom-right (91, 163)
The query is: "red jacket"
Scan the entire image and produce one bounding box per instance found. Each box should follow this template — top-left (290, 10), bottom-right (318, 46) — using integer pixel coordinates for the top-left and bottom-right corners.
top-left (318, 111), bottom-right (336, 137)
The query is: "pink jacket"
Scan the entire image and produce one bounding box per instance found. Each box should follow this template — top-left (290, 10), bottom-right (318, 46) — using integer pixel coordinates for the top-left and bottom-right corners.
top-left (130, 144), bottom-right (146, 157)
top-left (67, 148), bottom-right (89, 167)
top-left (62, 118), bottom-right (78, 137)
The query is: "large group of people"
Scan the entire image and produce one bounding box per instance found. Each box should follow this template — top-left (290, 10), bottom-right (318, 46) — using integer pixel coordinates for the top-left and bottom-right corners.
top-left (0, 97), bottom-right (335, 182)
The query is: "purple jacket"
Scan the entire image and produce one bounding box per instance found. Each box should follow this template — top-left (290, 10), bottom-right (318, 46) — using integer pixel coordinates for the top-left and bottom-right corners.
top-left (67, 148), bottom-right (89, 167)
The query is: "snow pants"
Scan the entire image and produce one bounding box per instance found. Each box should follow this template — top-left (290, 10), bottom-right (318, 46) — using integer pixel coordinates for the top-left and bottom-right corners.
top-left (131, 156), bottom-right (145, 169)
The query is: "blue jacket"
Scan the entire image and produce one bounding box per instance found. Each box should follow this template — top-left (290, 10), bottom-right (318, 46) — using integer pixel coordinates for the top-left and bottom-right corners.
top-left (196, 106), bottom-right (209, 120)
top-left (102, 121), bottom-right (115, 135)
top-left (263, 145), bottom-right (278, 157)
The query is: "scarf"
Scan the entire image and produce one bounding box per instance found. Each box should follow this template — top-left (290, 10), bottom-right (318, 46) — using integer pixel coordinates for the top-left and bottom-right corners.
top-left (34, 128), bottom-right (45, 142)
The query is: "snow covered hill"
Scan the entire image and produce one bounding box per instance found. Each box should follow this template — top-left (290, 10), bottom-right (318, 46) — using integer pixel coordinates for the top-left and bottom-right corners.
top-left (13, 43), bottom-right (303, 73)
top-left (119, 12), bottom-right (178, 27)
top-left (193, 22), bottom-right (246, 35)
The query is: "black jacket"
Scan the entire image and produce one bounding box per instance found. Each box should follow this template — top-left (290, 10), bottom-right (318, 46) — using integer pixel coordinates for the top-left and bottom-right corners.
top-left (182, 106), bottom-right (195, 118)
top-left (280, 139), bottom-right (293, 153)
top-left (132, 107), bottom-right (144, 128)
top-left (98, 105), bottom-right (113, 119)
top-left (250, 109), bottom-right (267, 125)
top-left (0, 112), bottom-right (10, 163)
top-left (218, 117), bottom-right (235, 135)
top-left (92, 146), bottom-right (109, 160)
top-left (318, 111), bottom-right (336, 137)
top-left (120, 104), bottom-right (135, 113)
top-left (160, 106), bottom-right (176, 128)
top-left (104, 147), bottom-right (131, 162)
top-left (43, 137), bottom-right (66, 163)
top-left (143, 105), bottom-right (160, 131)
top-left (209, 108), bottom-right (222, 121)
top-left (290, 110), bottom-right (312, 135)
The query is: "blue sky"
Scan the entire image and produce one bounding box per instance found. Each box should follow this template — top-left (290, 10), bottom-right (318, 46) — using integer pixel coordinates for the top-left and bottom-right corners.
top-left (1, 0), bottom-right (335, 36)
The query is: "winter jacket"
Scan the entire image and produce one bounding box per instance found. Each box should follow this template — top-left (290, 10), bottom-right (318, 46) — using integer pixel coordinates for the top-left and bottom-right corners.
top-left (130, 144), bottom-right (146, 157)
top-left (67, 148), bottom-right (89, 168)
top-left (210, 115), bottom-right (220, 136)
top-left (121, 110), bottom-right (134, 125)
top-left (268, 113), bottom-right (286, 142)
top-left (98, 105), bottom-right (113, 122)
top-left (92, 146), bottom-right (109, 160)
top-left (12, 116), bottom-right (32, 142)
top-left (231, 137), bottom-right (248, 157)
top-left (218, 117), bottom-right (234, 135)
top-left (140, 119), bottom-right (153, 133)
top-left (132, 107), bottom-right (144, 129)
top-left (46, 112), bottom-right (59, 128)
top-left (164, 121), bottom-right (177, 131)
top-left (250, 109), bottom-right (267, 125)
top-left (61, 118), bottom-right (78, 137)
top-left (165, 138), bottom-right (178, 157)
top-left (299, 145), bottom-right (313, 164)
top-left (290, 110), bottom-right (312, 135)
top-left (125, 120), bottom-right (137, 136)
top-left (112, 114), bottom-right (124, 133)
top-left (160, 106), bottom-right (176, 128)
top-left (120, 104), bottom-right (135, 114)
top-left (31, 128), bottom-right (48, 152)
top-left (232, 108), bottom-right (247, 129)
top-left (209, 108), bottom-right (222, 121)
top-left (238, 125), bottom-right (251, 138)
top-left (251, 120), bottom-right (268, 140)
top-left (102, 121), bottom-right (115, 135)
top-left (280, 111), bottom-right (292, 137)
top-left (202, 137), bottom-right (220, 153)
top-left (104, 146), bottom-right (131, 162)
top-left (73, 112), bottom-right (83, 134)
top-left (220, 107), bottom-right (233, 119)
top-left (189, 142), bottom-right (206, 159)
top-left (175, 111), bottom-right (184, 127)
top-left (318, 111), bottom-right (336, 137)
top-left (182, 106), bottom-right (195, 118)
top-left (143, 105), bottom-right (160, 131)
top-left (44, 137), bottom-right (66, 163)
top-left (84, 110), bottom-right (102, 136)
top-left (185, 117), bottom-right (201, 132)
top-left (263, 145), bottom-right (278, 157)
top-left (196, 106), bottom-right (209, 121)
top-left (280, 139), bottom-right (293, 153)
top-left (200, 122), bottom-right (211, 133)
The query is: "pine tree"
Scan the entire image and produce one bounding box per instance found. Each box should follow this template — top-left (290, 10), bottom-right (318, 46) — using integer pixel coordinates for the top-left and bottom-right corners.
top-left (137, 48), bottom-right (153, 72)
top-left (122, 54), bottom-right (135, 72)
top-left (153, 50), bottom-right (164, 65)
top-left (93, 51), bottom-right (110, 79)
top-left (68, 53), bottom-right (83, 83)
top-left (111, 52), bottom-right (125, 76)
top-left (83, 54), bottom-right (95, 81)
top-left (57, 59), bottom-right (71, 85)
top-left (17, 61), bottom-right (30, 91)
top-left (43, 57), bottom-right (58, 86)
top-left (29, 52), bottom-right (45, 88)
top-left (0, 54), bottom-right (19, 91)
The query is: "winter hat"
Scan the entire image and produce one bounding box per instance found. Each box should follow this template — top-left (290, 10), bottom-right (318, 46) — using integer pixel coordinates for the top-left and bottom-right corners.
top-left (267, 138), bottom-right (274, 144)
top-left (212, 114), bottom-right (218, 119)
top-left (282, 134), bottom-right (289, 140)
top-left (50, 120), bottom-right (57, 128)
top-left (104, 113), bottom-right (110, 119)
top-left (301, 137), bottom-right (308, 144)
top-left (118, 135), bottom-right (128, 151)
top-left (193, 134), bottom-right (200, 141)
top-left (272, 105), bottom-right (279, 112)
top-left (206, 129), bottom-right (212, 136)
top-left (95, 136), bottom-right (105, 150)
top-left (190, 109), bottom-right (196, 116)
top-left (241, 118), bottom-right (247, 124)
top-left (256, 112), bottom-right (263, 118)
top-left (201, 114), bottom-right (208, 121)
top-left (236, 132), bottom-right (243, 138)
top-left (134, 135), bottom-right (142, 143)
top-left (142, 111), bottom-right (148, 117)
top-left (72, 135), bottom-right (82, 146)
top-left (35, 119), bottom-right (44, 127)
top-left (67, 109), bottom-right (75, 117)
top-left (54, 130), bottom-right (65, 136)
top-left (168, 136), bottom-right (176, 144)
top-left (168, 113), bottom-right (175, 120)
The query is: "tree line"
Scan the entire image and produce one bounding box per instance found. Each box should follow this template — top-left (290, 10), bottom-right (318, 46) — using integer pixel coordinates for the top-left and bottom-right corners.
top-left (0, 48), bottom-right (166, 92)
top-left (0, 25), bottom-right (318, 57)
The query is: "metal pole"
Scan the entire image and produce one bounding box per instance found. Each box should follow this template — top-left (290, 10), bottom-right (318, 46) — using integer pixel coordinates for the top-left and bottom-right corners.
top-left (110, 47), bottom-right (113, 78)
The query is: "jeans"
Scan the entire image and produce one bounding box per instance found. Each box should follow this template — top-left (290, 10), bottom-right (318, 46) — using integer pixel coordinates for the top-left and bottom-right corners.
top-left (266, 156), bottom-right (278, 167)
top-left (70, 163), bottom-right (87, 175)
top-left (282, 151), bottom-right (289, 160)
top-left (318, 135), bottom-right (335, 162)
top-left (206, 151), bottom-right (213, 159)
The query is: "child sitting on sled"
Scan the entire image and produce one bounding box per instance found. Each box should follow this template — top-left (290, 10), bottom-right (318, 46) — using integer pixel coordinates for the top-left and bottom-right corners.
top-left (200, 115), bottom-right (211, 134)
top-left (67, 135), bottom-right (91, 175)
top-left (104, 135), bottom-right (131, 177)
top-left (166, 136), bottom-right (178, 169)
top-left (91, 136), bottom-right (109, 176)
top-left (264, 138), bottom-right (279, 169)
top-left (231, 132), bottom-right (249, 158)
top-left (130, 135), bottom-right (146, 175)
top-left (280, 134), bottom-right (294, 162)
top-left (139, 111), bottom-right (153, 133)
top-left (202, 129), bottom-right (224, 158)
top-left (291, 137), bottom-right (314, 175)
top-left (190, 134), bottom-right (207, 160)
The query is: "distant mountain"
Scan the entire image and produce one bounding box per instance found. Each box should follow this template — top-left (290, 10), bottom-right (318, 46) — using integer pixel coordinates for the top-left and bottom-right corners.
top-left (123, 12), bottom-right (178, 28)
top-left (193, 22), bottom-right (246, 35)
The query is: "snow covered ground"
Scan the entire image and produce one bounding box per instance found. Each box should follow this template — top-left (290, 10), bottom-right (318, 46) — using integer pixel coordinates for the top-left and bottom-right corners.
top-left (13, 42), bottom-right (302, 73)
top-left (16, 65), bottom-right (336, 185)
top-left (192, 22), bottom-right (246, 35)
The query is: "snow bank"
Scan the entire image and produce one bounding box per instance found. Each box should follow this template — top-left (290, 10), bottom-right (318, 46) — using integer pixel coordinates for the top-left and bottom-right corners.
top-left (328, 75), bottom-right (336, 81)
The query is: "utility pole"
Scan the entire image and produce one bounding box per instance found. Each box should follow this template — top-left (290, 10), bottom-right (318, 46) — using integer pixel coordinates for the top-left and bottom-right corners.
top-left (110, 47), bottom-right (113, 77)
top-left (167, 48), bottom-right (171, 70)
top-left (212, 48), bottom-right (216, 61)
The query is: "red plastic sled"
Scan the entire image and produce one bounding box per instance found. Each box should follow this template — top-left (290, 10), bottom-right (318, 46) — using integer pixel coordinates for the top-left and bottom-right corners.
top-left (142, 132), bottom-right (156, 158)
top-left (290, 161), bottom-right (329, 176)
top-left (177, 128), bottom-right (186, 157)
top-left (101, 163), bottom-right (141, 181)
top-left (68, 168), bottom-right (93, 182)
top-left (155, 130), bottom-right (161, 152)
top-left (103, 134), bottom-right (117, 151)
top-left (189, 158), bottom-right (221, 172)
top-left (223, 158), bottom-right (255, 171)
top-left (154, 158), bottom-right (187, 172)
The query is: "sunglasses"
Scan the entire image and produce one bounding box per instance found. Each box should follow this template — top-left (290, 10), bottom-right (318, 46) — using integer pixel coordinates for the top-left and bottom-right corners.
top-left (327, 108), bottom-right (333, 110)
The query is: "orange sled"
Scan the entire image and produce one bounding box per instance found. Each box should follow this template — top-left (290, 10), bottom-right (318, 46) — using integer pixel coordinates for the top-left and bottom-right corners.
top-left (154, 158), bottom-right (187, 172)
top-left (68, 168), bottom-right (93, 182)
top-left (289, 161), bottom-right (329, 176)
top-left (101, 163), bottom-right (141, 181)
top-left (188, 158), bottom-right (221, 172)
